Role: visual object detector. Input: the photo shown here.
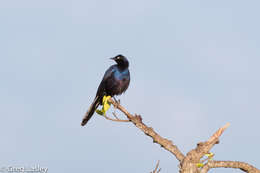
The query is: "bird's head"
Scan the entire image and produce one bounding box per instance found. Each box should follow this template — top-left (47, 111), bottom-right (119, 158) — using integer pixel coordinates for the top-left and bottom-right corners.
top-left (110, 54), bottom-right (129, 68)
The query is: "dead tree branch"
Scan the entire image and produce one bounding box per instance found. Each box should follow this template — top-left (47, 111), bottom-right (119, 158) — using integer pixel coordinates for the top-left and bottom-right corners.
top-left (201, 161), bottom-right (260, 173)
top-left (180, 123), bottom-right (230, 173)
top-left (150, 160), bottom-right (161, 173)
top-left (103, 113), bottom-right (130, 122)
top-left (105, 98), bottom-right (260, 173)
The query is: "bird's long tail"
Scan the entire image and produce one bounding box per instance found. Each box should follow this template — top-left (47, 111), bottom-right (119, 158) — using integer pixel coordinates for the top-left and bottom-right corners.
top-left (81, 96), bottom-right (101, 126)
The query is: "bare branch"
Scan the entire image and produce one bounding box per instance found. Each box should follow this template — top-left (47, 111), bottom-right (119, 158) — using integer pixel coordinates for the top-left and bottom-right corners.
top-left (198, 123), bottom-right (230, 160)
top-left (150, 160), bottom-right (161, 173)
top-left (108, 98), bottom-right (185, 162)
top-left (180, 123), bottom-right (231, 173)
top-left (112, 112), bottom-right (120, 120)
top-left (103, 114), bottom-right (130, 122)
top-left (106, 98), bottom-right (260, 173)
top-left (201, 160), bottom-right (260, 173)
top-left (208, 123), bottom-right (230, 143)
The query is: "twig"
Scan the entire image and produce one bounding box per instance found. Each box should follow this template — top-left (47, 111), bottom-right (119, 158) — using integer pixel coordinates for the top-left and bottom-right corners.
top-left (103, 114), bottom-right (130, 122)
top-left (112, 112), bottom-right (120, 120)
top-left (208, 123), bottom-right (230, 143)
top-left (150, 160), bottom-right (161, 173)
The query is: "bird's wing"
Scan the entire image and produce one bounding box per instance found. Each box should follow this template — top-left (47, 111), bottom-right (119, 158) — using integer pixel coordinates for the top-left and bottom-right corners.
top-left (96, 65), bottom-right (116, 96)
top-left (122, 70), bottom-right (130, 93)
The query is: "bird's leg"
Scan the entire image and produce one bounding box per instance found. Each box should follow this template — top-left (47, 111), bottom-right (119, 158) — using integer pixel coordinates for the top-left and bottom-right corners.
top-left (96, 95), bottom-right (111, 116)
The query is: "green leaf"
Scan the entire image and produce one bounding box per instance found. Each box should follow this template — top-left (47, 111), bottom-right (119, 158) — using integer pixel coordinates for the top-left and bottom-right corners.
top-left (196, 163), bottom-right (204, 168)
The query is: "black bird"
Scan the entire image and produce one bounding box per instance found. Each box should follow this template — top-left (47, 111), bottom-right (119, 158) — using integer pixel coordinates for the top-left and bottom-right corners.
top-left (81, 55), bottom-right (130, 126)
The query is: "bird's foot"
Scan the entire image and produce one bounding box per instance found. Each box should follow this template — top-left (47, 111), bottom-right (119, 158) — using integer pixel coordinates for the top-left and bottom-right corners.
top-left (196, 152), bottom-right (214, 168)
top-left (96, 95), bottom-right (111, 116)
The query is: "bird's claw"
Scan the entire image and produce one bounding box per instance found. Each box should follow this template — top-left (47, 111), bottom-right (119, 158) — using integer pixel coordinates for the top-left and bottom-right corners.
top-left (96, 95), bottom-right (111, 116)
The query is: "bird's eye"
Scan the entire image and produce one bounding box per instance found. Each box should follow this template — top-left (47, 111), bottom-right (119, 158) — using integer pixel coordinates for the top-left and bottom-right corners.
top-left (117, 56), bottom-right (120, 60)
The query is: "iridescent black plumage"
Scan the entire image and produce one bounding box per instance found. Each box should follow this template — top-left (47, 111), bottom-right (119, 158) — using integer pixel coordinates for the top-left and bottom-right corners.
top-left (81, 55), bottom-right (130, 126)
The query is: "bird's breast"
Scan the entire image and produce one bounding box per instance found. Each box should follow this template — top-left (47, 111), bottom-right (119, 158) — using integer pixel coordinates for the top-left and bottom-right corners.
top-left (105, 68), bottom-right (130, 96)
top-left (114, 69), bottom-right (130, 80)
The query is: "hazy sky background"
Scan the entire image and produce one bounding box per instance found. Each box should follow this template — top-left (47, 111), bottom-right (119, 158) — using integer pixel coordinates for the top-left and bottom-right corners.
top-left (0, 0), bottom-right (259, 172)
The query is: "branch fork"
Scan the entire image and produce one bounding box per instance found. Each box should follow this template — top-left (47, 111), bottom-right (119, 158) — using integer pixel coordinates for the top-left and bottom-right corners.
top-left (102, 98), bottom-right (260, 173)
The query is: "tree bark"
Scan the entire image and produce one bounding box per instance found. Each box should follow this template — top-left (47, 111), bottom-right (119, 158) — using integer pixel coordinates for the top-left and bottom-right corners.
top-left (106, 98), bottom-right (260, 173)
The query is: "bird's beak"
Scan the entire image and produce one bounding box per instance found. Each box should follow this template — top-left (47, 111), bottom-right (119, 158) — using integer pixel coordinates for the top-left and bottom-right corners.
top-left (110, 57), bottom-right (116, 60)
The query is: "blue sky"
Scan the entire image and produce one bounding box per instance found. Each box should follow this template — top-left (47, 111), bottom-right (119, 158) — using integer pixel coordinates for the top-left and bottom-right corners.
top-left (0, 0), bottom-right (259, 172)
